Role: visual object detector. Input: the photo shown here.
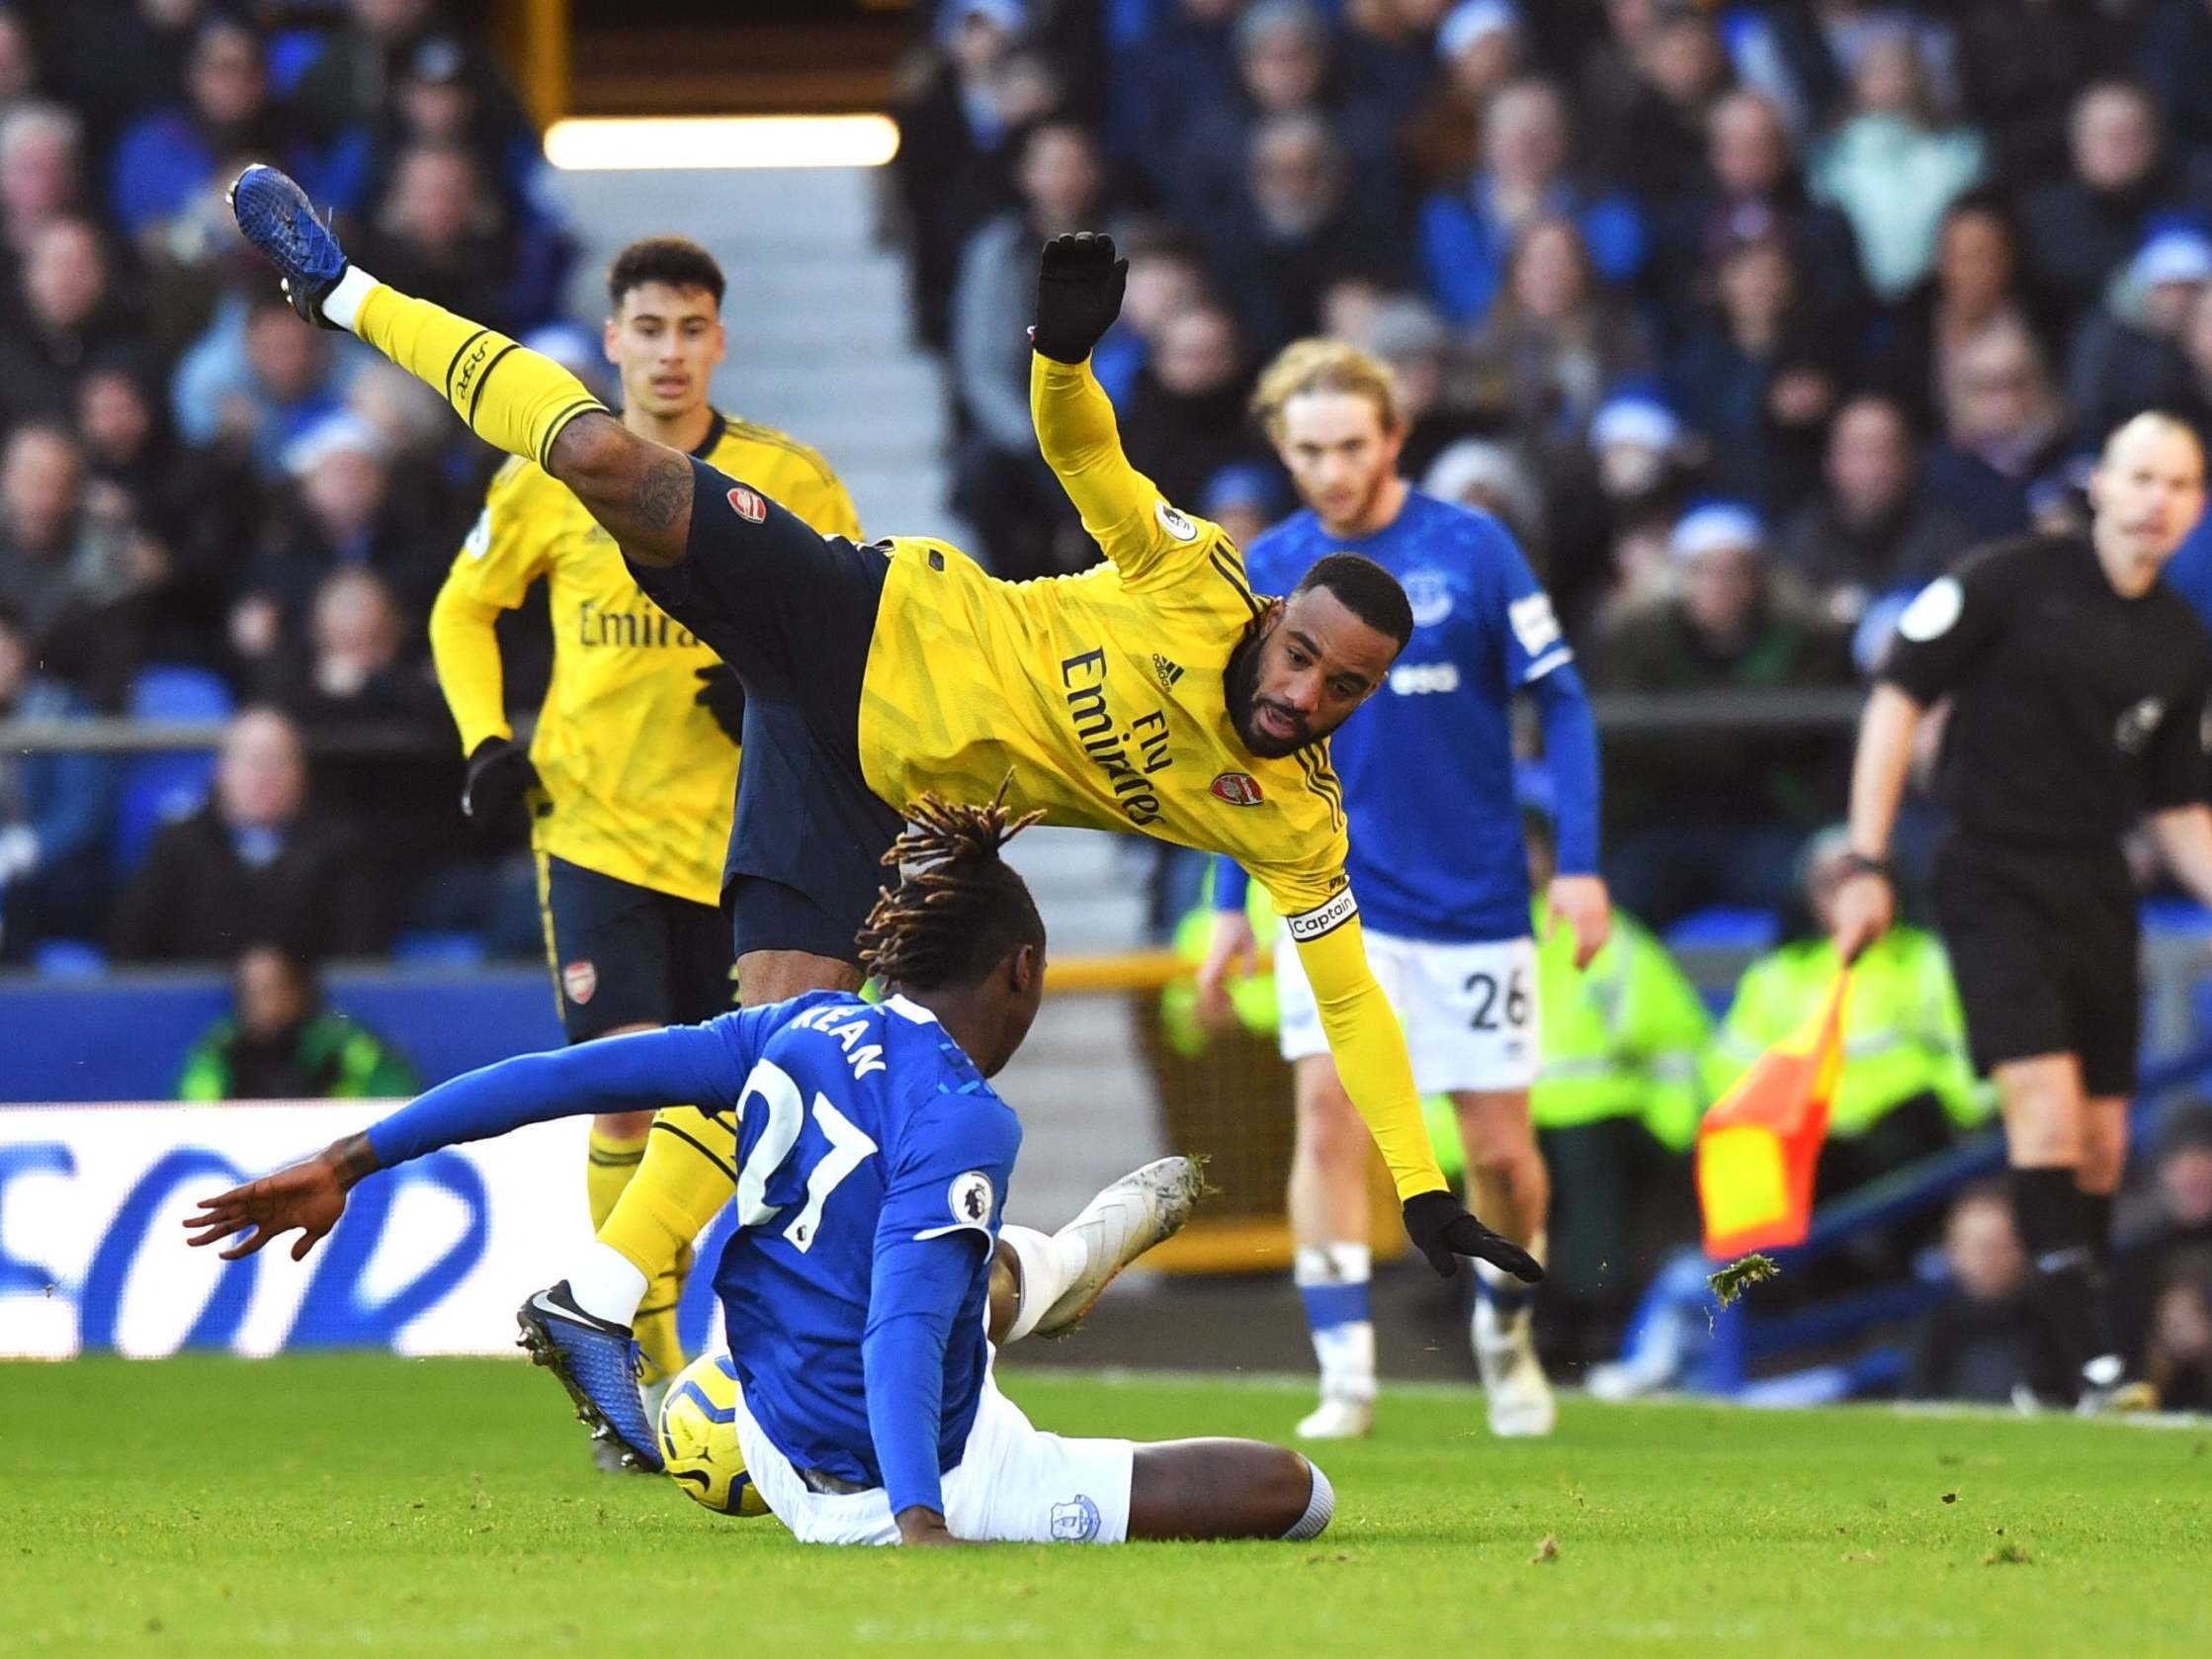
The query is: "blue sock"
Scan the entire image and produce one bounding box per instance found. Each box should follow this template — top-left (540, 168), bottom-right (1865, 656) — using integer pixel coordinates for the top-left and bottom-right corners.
top-left (1294, 1244), bottom-right (1375, 1400)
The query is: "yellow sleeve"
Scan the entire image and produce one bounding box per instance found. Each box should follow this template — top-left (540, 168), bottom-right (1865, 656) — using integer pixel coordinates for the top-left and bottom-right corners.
top-left (800, 470), bottom-right (863, 543)
top-left (1030, 353), bottom-right (1215, 588)
top-left (1280, 898), bottom-right (1449, 1200)
top-left (428, 464), bottom-right (551, 753)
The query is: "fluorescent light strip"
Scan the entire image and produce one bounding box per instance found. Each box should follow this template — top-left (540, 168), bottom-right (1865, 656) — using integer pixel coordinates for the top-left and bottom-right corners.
top-left (545, 115), bottom-right (900, 171)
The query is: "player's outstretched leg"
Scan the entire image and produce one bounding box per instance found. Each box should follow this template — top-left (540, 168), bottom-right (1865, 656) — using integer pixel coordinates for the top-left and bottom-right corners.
top-left (237, 163), bottom-right (730, 612)
top-left (992, 1157), bottom-right (1205, 1344)
top-left (1128, 1440), bottom-right (1334, 1542)
top-left (516, 1282), bottom-right (665, 1471)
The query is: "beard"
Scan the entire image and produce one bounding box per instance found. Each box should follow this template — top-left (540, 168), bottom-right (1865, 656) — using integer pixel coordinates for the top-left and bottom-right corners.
top-left (1224, 624), bottom-right (1315, 759)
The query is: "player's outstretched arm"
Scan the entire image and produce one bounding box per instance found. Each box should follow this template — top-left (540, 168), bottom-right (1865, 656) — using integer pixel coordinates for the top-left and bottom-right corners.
top-left (226, 164), bottom-right (694, 566)
top-left (1027, 232), bottom-right (1207, 578)
top-left (182, 1026), bottom-right (738, 1261)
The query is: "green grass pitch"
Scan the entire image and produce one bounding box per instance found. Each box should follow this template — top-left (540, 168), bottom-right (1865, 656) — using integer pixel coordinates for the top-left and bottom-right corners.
top-left (5, 1355), bottom-right (2208, 1658)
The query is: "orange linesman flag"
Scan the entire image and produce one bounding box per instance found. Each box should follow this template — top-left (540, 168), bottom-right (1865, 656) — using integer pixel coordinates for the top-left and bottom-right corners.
top-left (1696, 971), bottom-right (1850, 1259)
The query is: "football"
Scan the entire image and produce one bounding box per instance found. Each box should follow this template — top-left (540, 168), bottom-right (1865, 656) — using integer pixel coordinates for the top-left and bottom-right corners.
top-left (656, 1353), bottom-right (772, 1519)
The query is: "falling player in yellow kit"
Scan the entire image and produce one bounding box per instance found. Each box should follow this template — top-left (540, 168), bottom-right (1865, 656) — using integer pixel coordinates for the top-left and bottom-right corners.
top-left (427, 237), bottom-right (859, 1412)
top-left (229, 171), bottom-right (1538, 1448)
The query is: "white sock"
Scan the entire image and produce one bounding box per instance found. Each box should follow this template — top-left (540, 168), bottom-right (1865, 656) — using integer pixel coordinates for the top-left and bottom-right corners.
top-left (321, 264), bottom-right (380, 332)
top-left (1281, 1460), bottom-right (1336, 1541)
top-left (1000, 1224), bottom-right (1071, 1344)
top-left (1295, 1244), bottom-right (1375, 1402)
top-left (566, 1242), bottom-right (649, 1327)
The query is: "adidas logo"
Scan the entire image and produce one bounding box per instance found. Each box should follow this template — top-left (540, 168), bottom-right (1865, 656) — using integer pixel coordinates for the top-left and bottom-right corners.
top-left (1152, 654), bottom-right (1185, 690)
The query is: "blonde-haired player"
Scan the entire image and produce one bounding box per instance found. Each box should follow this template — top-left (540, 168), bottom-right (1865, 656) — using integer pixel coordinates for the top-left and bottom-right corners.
top-left (429, 237), bottom-right (860, 1433)
top-left (1200, 338), bottom-right (1609, 1439)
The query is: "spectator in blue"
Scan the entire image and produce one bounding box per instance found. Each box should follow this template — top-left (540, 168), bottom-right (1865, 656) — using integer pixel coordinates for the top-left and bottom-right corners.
top-left (1198, 460), bottom-right (1290, 554)
top-left (1919, 319), bottom-right (2074, 540)
top-left (2136, 0), bottom-right (2212, 172)
top-left (316, 33), bottom-right (546, 228)
top-left (1109, 0), bottom-right (1243, 192)
top-left (1417, 75), bottom-right (1644, 327)
top-left (2022, 81), bottom-right (2212, 317)
top-left (1656, 88), bottom-right (1864, 338)
top-left (0, 598), bottom-right (114, 960)
top-left (108, 15), bottom-right (288, 249)
top-left (1666, 221), bottom-right (1841, 517)
top-left (2066, 227), bottom-right (2212, 450)
top-left (342, 139), bottom-right (566, 336)
top-left (1167, 0), bottom-right (1396, 232)
top-left (171, 291), bottom-right (355, 479)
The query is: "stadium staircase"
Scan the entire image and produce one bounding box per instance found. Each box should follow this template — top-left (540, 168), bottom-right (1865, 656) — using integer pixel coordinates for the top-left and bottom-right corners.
top-left (548, 165), bottom-right (1166, 1222)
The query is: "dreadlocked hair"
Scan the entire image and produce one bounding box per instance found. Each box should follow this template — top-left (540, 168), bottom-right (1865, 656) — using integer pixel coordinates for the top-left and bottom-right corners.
top-left (855, 787), bottom-right (1048, 992)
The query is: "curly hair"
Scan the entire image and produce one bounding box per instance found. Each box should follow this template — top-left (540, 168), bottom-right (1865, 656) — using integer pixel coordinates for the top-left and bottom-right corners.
top-left (855, 786), bottom-right (1047, 992)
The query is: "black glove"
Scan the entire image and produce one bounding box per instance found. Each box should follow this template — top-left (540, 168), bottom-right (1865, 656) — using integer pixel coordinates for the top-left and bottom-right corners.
top-left (1032, 231), bottom-right (1128, 365)
top-left (462, 737), bottom-right (541, 827)
top-left (1403, 1190), bottom-right (1544, 1282)
top-left (694, 664), bottom-right (746, 742)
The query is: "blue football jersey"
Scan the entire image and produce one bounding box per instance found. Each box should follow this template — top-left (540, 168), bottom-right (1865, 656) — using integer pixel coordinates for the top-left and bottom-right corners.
top-left (695, 990), bottom-right (1021, 1491)
top-left (1245, 490), bottom-right (1571, 941)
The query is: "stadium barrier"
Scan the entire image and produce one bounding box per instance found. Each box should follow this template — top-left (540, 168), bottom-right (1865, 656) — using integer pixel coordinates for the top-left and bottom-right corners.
top-left (0, 1101), bottom-right (586, 1359)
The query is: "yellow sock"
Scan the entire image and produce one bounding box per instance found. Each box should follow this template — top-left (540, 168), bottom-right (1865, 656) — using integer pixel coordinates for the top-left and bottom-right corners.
top-left (585, 1125), bottom-right (648, 1233)
top-left (354, 283), bottom-right (605, 469)
top-left (598, 1103), bottom-right (737, 1291)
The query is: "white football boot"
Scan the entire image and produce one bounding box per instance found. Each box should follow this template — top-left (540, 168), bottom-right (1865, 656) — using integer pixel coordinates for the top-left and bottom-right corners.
top-left (1031, 1156), bottom-right (1205, 1337)
top-left (1295, 1393), bottom-right (1376, 1441)
top-left (1474, 1294), bottom-right (1557, 1438)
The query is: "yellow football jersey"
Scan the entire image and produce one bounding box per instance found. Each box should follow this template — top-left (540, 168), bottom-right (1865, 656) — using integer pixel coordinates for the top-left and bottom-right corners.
top-left (858, 357), bottom-right (1443, 1201)
top-left (859, 525), bottom-right (1350, 916)
top-left (431, 411), bottom-right (861, 906)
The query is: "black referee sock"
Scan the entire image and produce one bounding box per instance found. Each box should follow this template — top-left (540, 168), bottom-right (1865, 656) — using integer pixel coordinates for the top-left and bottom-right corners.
top-left (2010, 1168), bottom-right (2109, 1399)
top-left (2084, 1191), bottom-right (2115, 1272)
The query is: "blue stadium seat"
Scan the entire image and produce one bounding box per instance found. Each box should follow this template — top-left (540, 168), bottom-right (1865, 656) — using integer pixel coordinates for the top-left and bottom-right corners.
top-left (32, 939), bottom-right (107, 979)
top-left (1662, 906), bottom-right (1781, 954)
top-left (114, 665), bottom-right (234, 874)
top-left (391, 929), bottom-right (490, 969)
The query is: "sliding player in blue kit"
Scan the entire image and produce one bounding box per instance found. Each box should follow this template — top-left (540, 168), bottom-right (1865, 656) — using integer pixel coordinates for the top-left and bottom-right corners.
top-left (1200, 341), bottom-right (1609, 1441)
top-left (186, 794), bottom-right (1333, 1547)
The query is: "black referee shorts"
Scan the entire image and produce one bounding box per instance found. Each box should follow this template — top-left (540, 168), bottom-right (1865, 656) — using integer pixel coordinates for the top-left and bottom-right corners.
top-left (539, 855), bottom-right (733, 1043)
top-left (625, 459), bottom-right (904, 966)
top-left (1932, 837), bottom-right (2142, 1098)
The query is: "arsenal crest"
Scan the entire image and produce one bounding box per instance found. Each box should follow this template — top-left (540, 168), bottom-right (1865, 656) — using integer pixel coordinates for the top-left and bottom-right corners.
top-left (726, 485), bottom-right (767, 524)
top-left (1211, 772), bottom-right (1264, 807)
top-left (562, 960), bottom-right (598, 1004)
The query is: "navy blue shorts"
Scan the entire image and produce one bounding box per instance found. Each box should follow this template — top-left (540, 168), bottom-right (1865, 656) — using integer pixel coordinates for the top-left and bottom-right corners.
top-left (539, 854), bottom-right (732, 1042)
top-left (625, 459), bottom-right (903, 966)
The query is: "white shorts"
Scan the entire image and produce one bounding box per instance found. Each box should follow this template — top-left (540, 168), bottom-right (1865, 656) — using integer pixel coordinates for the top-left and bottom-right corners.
top-left (731, 1363), bottom-right (1135, 1546)
top-left (1275, 925), bottom-right (1539, 1093)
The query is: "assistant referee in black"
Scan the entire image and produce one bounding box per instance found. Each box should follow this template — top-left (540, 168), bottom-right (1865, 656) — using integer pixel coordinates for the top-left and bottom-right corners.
top-left (1830, 411), bottom-right (2212, 1410)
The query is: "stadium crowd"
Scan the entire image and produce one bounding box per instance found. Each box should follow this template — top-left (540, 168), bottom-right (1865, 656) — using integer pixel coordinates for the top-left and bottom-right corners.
top-left (0, 0), bottom-right (573, 968)
top-left (3, 0), bottom-right (2212, 1396)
